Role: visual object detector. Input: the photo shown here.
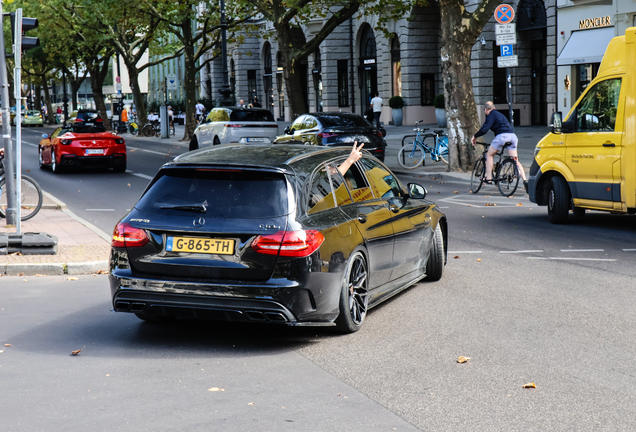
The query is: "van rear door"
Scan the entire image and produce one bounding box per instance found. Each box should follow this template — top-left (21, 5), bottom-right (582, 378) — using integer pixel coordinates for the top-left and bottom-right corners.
top-left (565, 77), bottom-right (623, 208)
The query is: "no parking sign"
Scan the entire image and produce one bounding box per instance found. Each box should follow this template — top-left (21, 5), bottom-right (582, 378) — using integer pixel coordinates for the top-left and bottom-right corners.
top-left (494, 4), bottom-right (515, 24)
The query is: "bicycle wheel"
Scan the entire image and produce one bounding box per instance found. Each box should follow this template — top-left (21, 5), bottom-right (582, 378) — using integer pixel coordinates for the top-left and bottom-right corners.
top-left (142, 124), bottom-right (154, 137)
top-left (436, 137), bottom-right (449, 164)
top-left (496, 159), bottom-right (520, 197)
top-left (469, 158), bottom-right (485, 194)
top-left (397, 145), bottom-right (425, 169)
top-left (0, 175), bottom-right (44, 221)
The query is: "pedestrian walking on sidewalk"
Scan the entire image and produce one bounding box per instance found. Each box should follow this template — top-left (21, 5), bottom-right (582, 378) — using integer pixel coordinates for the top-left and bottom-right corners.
top-left (370, 92), bottom-right (383, 129)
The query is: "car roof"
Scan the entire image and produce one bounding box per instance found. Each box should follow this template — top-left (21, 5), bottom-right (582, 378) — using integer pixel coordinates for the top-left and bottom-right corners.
top-left (170, 144), bottom-right (354, 173)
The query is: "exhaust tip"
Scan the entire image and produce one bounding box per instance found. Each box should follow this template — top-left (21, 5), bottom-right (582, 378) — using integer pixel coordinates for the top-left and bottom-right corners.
top-left (115, 301), bottom-right (131, 311)
top-left (264, 312), bottom-right (287, 323)
top-left (130, 302), bottom-right (146, 312)
top-left (245, 311), bottom-right (266, 321)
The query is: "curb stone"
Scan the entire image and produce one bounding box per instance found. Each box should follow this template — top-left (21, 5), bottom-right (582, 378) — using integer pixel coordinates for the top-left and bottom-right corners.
top-left (67, 261), bottom-right (109, 275)
top-left (6, 263), bottom-right (65, 276)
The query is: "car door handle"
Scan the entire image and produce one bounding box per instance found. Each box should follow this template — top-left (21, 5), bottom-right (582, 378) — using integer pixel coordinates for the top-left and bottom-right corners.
top-left (357, 214), bottom-right (367, 223)
top-left (389, 205), bottom-right (400, 213)
top-left (603, 143), bottom-right (615, 147)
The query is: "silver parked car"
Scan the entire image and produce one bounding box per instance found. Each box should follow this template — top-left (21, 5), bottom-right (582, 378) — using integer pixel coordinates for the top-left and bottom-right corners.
top-left (189, 107), bottom-right (279, 150)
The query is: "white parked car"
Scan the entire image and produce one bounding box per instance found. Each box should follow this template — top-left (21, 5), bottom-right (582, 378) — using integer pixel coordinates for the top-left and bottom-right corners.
top-left (189, 107), bottom-right (279, 150)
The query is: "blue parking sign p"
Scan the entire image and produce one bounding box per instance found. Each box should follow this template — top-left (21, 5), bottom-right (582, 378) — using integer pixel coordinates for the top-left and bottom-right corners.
top-left (500, 44), bottom-right (514, 57)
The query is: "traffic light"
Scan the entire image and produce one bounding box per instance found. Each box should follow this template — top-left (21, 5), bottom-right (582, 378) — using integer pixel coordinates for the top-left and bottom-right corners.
top-left (9, 12), bottom-right (39, 52)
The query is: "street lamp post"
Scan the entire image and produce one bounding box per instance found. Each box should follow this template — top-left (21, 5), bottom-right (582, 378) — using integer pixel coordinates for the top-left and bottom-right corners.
top-left (218, 0), bottom-right (233, 106)
top-left (62, 72), bottom-right (69, 123)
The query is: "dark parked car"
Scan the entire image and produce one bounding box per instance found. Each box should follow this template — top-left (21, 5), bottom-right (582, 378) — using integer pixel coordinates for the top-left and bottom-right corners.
top-left (109, 145), bottom-right (447, 333)
top-left (274, 113), bottom-right (387, 161)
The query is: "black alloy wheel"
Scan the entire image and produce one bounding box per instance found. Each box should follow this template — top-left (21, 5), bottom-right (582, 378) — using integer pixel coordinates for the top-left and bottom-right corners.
top-left (51, 148), bottom-right (61, 173)
top-left (335, 251), bottom-right (369, 333)
top-left (470, 158), bottom-right (485, 194)
top-left (424, 224), bottom-right (445, 282)
top-left (547, 176), bottom-right (570, 224)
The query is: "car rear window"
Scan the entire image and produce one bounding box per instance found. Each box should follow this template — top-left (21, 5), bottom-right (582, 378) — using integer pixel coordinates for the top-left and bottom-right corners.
top-left (230, 110), bottom-right (275, 122)
top-left (315, 114), bottom-right (371, 128)
top-left (77, 111), bottom-right (99, 121)
top-left (136, 169), bottom-right (289, 218)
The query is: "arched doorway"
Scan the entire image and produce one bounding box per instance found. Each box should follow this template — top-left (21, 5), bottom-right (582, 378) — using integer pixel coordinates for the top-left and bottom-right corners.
top-left (359, 25), bottom-right (377, 115)
top-left (391, 36), bottom-right (402, 97)
top-left (518, 0), bottom-right (547, 125)
top-left (262, 43), bottom-right (274, 113)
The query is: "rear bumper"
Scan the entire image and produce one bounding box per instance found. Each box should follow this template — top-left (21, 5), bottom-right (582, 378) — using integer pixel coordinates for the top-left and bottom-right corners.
top-left (60, 154), bottom-right (126, 167)
top-left (108, 273), bottom-right (337, 326)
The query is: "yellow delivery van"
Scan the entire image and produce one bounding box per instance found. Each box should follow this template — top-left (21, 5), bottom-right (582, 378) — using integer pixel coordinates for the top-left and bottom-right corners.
top-left (528, 27), bottom-right (636, 223)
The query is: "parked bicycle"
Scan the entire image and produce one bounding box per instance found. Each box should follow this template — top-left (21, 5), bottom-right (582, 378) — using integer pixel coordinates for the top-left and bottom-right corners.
top-left (128, 113), bottom-right (139, 135)
top-left (397, 121), bottom-right (449, 169)
top-left (469, 141), bottom-right (519, 196)
top-left (142, 119), bottom-right (161, 137)
top-left (0, 152), bottom-right (43, 221)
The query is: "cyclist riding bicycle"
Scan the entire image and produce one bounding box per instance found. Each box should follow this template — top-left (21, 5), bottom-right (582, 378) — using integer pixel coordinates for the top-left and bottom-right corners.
top-left (471, 101), bottom-right (527, 192)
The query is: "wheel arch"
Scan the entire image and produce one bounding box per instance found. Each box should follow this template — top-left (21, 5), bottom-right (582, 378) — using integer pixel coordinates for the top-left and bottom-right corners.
top-left (535, 170), bottom-right (573, 206)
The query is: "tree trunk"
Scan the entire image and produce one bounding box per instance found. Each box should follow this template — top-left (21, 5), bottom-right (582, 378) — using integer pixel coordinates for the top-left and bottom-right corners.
top-left (41, 78), bottom-right (56, 125)
top-left (276, 26), bottom-right (307, 120)
top-left (88, 55), bottom-right (114, 132)
top-left (123, 59), bottom-right (148, 127)
top-left (439, 0), bottom-right (500, 172)
top-left (182, 22), bottom-right (197, 142)
top-left (34, 84), bottom-right (42, 113)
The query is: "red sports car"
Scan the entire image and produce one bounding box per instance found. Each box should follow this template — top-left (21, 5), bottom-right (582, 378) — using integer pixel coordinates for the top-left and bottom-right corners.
top-left (38, 122), bottom-right (127, 173)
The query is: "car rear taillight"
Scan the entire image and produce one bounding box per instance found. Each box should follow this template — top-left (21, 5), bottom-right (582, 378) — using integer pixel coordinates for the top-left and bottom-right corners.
top-left (317, 132), bottom-right (338, 139)
top-left (75, 118), bottom-right (84, 123)
top-left (112, 223), bottom-right (149, 248)
top-left (251, 230), bottom-right (324, 257)
top-left (374, 130), bottom-right (383, 137)
top-left (61, 139), bottom-right (71, 145)
top-left (114, 138), bottom-right (124, 144)
top-left (96, 118), bottom-right (102, 122)
top-left (225, 124), bottom-right (242, 127)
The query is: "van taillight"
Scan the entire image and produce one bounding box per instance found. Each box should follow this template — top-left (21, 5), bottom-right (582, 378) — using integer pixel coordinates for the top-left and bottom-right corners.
top-left (112, 223), bottom-right (149, 248)
top-left (251, 230), bottom-right (324, 257)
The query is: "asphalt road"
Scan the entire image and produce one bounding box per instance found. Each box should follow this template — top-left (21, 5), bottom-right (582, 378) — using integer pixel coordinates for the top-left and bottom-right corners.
top-left (3, 125), bottom-right (636, 430)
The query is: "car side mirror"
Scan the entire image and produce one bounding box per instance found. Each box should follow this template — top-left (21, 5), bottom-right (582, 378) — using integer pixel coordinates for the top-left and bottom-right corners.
top-left (550, 112), bottom-right (562, 134)
top-left (407, 183), bottom-right (427, 200)
top-left (283, 126), bottom-right (290, 134)
top-left (42, 133), bottom-right (49, 139)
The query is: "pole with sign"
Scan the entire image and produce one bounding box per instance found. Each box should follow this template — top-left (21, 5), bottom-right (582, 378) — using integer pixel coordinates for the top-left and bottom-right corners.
top-left (494, 4), bottom-right (516, 129)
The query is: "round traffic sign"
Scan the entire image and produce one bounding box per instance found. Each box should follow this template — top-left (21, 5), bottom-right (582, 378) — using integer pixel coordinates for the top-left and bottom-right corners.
top-left (116, 76), bottom-right (121, 83)
top-left (494, 4), bottom-right (515, 24)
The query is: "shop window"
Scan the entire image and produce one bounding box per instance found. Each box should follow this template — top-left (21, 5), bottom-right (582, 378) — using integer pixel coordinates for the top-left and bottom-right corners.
top-left (420, 74), bottom-right (434, 106)
top-left (576, 63), bottom-right (600, 101)
top-left (391, 37), bottom-right (402, 97)
top-left (338, 60), bottom-right (349, 107)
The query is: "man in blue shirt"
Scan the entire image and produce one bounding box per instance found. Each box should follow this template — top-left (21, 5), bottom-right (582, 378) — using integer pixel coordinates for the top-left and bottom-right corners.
top-left (471, 101), bottom-right (527, 191)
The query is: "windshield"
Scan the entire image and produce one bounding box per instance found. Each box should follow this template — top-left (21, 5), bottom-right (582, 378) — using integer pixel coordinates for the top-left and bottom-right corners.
top-left (230, 110), bottom-right (275, 122)
top-left (77, 111), bottom-right (100, 121)
top-left (136, 169), bottom-right (289, 218)
top-left (315, 114), bottom-right (372, 128)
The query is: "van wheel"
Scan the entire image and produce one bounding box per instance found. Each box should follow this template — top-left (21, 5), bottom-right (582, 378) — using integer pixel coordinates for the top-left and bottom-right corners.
top-left (189, 135), bottom-right (199, 151)
top-left (548, 176), bottom-right (570, 224)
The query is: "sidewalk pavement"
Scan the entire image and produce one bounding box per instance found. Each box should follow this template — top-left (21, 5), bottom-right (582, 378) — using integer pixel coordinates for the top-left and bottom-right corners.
top-left (0, 192), bottom-right (110, 276)
top-left (14, 121), bottom-right (548, 276)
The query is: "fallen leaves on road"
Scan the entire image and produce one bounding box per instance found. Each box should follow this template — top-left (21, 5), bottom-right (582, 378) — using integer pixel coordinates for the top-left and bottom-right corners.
top-left (522, 382), bottom-right (536, 389)
top-left (94, 270), bottom-right (108, 275)
top-left (485, 203), bottom-right (497, 206)
top-left (9, 251), bottom-right (22, 256)
top-left (208, 387), bottom-right (225, 392)
top-left (453, 191), bottom-right (459, 194)
top-left (467, 205), bottom-right (471, 207)
top-left (68, 277), bottom-right (79, 281)
top-left (484, 195), bottom-right (491, 198)
top-left (476, 259), bottom-right (482, 262)
top-left (454, 256), bottom-right (460, 259)
top-left (248, 402), bottom-right (254, 405)
top-left (35, 274), bottom-right (44, 277)
top-left (516, 203), bottom-right (523, 206)
top-left (127, 183), bottom-right (131, 187)
top-left (71, 349), bottom-right (81, 356)
top-left (5, 344), bottom-right (11, 347)
top-left (457, 356), bottom-right (470, 363)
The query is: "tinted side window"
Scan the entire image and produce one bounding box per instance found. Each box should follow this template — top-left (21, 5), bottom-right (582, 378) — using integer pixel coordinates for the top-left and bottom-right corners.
top-left (359, 158), bottom-right (402, 199)
top-left (575, 78), bottom-right (621, 132)
top-left (339, 160), bottom-right (374, 203)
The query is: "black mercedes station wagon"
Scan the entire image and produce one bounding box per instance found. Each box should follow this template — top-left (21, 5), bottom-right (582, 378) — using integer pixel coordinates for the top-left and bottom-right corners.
top-left (109, 145), bottom-right (447, 333)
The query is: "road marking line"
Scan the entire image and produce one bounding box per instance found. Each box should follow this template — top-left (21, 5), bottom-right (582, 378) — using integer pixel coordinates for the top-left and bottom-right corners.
top-left (560, 249), bottom-right (604, 252)
top-left (86, 209), bottom-right (115, 212)
top-left (127, 145), bottom-right (171, 156)
top-left (132, 173), bottom-right (153, 180)
top-left (448, 251), bottom-right (482, 254)
top-left (623, 249), bottom-right (636, 252)
top-left (528, 257), bottom-right (616, 262)
top-left (500, 250), bottom-right (544, 253)
top-left (438, 206), bottom-right (450, 209)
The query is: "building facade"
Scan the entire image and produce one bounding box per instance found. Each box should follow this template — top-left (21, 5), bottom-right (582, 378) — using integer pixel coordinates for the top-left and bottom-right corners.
top-left (556, 0), bottom-right (636, 115)
top-left (200, 0), bottom-right (557, 126)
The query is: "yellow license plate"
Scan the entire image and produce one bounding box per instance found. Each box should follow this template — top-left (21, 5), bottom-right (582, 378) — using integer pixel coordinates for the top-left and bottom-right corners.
top-left (166, 236), bottom-right (234, 255)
